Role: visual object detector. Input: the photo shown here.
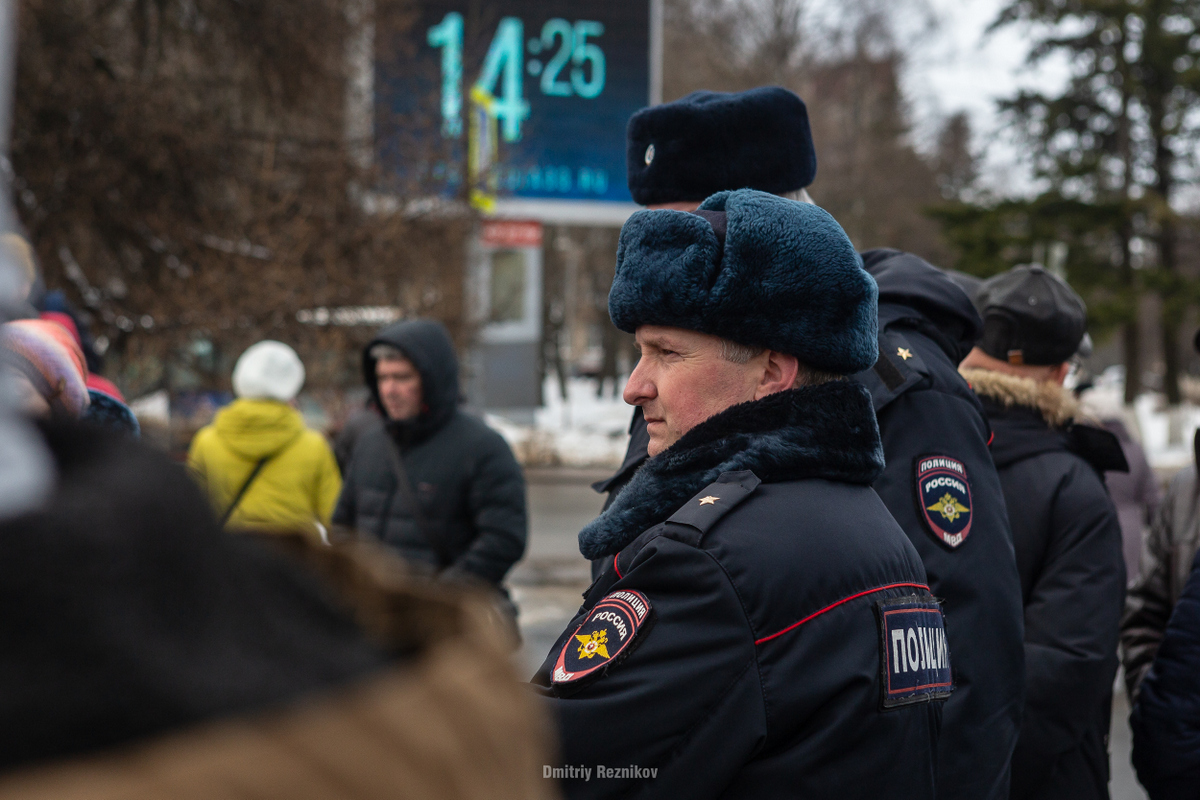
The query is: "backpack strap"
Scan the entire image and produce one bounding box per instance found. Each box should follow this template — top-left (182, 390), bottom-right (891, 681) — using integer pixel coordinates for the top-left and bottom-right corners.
top-left (220, 457), bottom-right (271, 526)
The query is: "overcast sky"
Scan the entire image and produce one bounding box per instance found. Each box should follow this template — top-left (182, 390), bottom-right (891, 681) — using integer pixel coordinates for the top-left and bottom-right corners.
top-left (899, 0), bottom-right (1073, 195)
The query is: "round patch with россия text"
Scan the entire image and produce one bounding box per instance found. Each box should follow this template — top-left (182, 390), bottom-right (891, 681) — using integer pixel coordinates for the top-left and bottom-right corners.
top-left (552, 590), bottom-right (652, 686)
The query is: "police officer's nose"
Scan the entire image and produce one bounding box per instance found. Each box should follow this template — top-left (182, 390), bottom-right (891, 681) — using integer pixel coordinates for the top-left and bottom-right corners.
top-left (623, 359), bottom-right (655, 407)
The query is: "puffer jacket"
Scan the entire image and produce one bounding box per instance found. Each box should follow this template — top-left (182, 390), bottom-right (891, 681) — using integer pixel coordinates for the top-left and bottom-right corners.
top-left (1121, 431), bottom-right (1200, 700)
top-left (333, 320), bottom-right (526, 584)
top-left (188, 398), bottom-right (342, 534)
top-left (1129, 546), bottom-right (1200, 800)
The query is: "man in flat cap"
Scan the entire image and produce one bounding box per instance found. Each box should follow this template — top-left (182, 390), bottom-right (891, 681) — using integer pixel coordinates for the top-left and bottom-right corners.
top-left (597, 88), bottom-right (1025, 800)
top-left (535, 190), bottom-right (947, 799)
top-left (960, 266), bottom-right (1127, 800)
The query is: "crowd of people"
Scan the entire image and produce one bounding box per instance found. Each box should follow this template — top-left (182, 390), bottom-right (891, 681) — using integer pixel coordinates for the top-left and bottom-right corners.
top-left (1, 83), bottom-right (1200, 800)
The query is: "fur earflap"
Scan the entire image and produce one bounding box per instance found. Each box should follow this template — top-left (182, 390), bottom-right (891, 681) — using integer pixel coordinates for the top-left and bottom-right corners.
top-left (578, 381), bottom-right (884, 559)
top-left (960, 367), bottom-right (1080, 428)
top-left (608, 189), bottom-right (878, 375)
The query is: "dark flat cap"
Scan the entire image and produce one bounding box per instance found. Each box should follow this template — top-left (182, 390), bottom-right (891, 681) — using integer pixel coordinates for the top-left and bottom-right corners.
top-left (609, 189), bottom-right (877, 374)
top-left (626, 87), bottom-right (817, 206)
top-left (978, 265), bottom-right (1086, 366)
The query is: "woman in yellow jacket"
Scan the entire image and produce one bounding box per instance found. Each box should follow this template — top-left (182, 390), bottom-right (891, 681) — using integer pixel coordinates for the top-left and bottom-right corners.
top-left (188, 340), bottom-right (341, 538)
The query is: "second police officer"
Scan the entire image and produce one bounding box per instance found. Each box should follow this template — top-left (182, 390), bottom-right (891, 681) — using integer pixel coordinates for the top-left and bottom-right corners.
top-left (598, 87), bottom-right (1025, 800)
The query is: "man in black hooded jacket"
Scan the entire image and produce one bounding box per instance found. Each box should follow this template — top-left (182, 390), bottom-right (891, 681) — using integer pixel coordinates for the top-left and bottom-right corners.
top-left (334, 319), bottom-right (527, 585)
top-left (961, 266), bottom-right (1127, 800)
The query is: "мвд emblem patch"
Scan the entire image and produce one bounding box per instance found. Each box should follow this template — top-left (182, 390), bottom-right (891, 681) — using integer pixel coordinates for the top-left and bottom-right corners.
top-left (552, 590), bottom-right (652, 687)
top-left (914, 455), bottom-right (973, 549)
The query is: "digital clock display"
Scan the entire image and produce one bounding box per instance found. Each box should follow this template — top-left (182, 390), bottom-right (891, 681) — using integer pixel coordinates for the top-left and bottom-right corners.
top-left (376, 1), bottom-right (651, 204)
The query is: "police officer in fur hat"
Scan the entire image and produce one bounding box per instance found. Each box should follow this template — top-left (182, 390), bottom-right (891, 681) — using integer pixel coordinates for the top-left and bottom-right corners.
top-left (960, 267), bottom-right (1127, 800)
top-left (596, 89), bottom-right (1025, 800)
top-left (535, 190), bottom-right (948, 799)
top-left (593, 86), bottom-right (817, 508)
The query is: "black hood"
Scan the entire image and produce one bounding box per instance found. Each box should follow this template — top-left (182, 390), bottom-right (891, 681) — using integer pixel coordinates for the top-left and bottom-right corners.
top-left (983, 402), bottom-right (1071, 469)
top-left (363, 319), bottom-right (460, 443)
top-left (861, 249), bottom-right (983, 365)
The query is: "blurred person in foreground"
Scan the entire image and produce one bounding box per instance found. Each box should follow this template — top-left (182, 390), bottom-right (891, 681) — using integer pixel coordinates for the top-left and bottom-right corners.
top-left (598, 87), bottom-right (1023, 800)
top-left (33, 307), bottom-right (139, 435)
top-left (535, 190), bottom-right (948, 799)
top-left (0, 415), bottom-right (555, 799)
top-left (0, 317), bottom-right (88, 418)
top-left (1128, 546), bottom-right (1200, 799)
top-left (39, 306), bottom-right (124, 400)
top-left (188, 340), bottom-right (340, 538)
top-left (959, 266), bottom-right (1128, 800)
top-left (334, 319), bottom-right (526, 589)
top-left (1121, 328), bottom-right (1200, 702)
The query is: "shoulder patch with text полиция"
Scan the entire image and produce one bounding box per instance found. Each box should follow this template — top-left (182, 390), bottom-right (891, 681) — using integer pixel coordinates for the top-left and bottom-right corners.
top-left (552, 590), bottom-right (652, 687)
top-left (876, 594), bottom-right (953, 709)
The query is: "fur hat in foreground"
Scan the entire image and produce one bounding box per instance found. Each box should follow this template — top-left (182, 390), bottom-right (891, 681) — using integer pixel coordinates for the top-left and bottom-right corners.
top-left (609, 189), bottom-right (878, 374)
top-left (626, 86), bottom-right (817, 206)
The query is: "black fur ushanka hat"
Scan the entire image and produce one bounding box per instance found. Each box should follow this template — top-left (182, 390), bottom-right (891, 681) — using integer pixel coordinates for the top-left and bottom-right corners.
top-left (626, 87), bottom-right (817, 206)
top-left (609, 189), bottom-right (878, 375)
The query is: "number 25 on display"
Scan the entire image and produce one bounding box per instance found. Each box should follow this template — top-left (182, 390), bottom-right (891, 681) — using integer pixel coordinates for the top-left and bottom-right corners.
top-left (428, 13), bottom-right (606, 143)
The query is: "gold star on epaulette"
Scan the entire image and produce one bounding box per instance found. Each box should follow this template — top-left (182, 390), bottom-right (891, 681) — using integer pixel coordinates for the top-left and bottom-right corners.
top-left (699, 496), bottom-right (719, 506)
top-left (897, 347), bottom-right (913, 361)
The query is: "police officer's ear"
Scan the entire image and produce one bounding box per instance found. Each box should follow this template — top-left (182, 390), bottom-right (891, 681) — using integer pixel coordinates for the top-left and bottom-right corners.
top-left (754, 350), bottom-right (800, 400)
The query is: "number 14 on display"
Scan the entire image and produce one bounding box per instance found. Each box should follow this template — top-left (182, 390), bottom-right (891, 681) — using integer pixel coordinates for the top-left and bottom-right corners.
top-left (428, 12), bottom-right (607, 143)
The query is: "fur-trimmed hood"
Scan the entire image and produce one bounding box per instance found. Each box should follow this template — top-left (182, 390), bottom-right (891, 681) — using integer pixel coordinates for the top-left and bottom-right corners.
top-left (959, 367), bottom-right (1079, 428)
top-left (960, 367), bottom-right (1127, 474)
top-left (578, 381), bottom-right (884, 560)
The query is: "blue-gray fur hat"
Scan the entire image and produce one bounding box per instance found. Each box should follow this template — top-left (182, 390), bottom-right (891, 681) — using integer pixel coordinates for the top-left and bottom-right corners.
top-left (626, 87), bottom-right (817, 206)
top-left (609, 189), bottom-right (878, 374)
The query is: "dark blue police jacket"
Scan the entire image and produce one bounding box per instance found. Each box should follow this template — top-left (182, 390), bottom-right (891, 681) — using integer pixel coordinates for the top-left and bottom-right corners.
top-left (851, 250), bottom-right (1026, 800)
top-left (538, 382), bottom-right (947, 799)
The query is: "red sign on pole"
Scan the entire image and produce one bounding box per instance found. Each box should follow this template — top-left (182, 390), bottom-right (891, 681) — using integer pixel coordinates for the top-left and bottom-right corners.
top-left (481, 219), bottom-right (543, 248)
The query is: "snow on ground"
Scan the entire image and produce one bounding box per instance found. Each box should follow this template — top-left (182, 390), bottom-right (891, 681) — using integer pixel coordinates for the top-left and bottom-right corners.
top-left (487, 375), bottom-right (633, 468)
top-left (1079, 367), bottom-right (1200, 473)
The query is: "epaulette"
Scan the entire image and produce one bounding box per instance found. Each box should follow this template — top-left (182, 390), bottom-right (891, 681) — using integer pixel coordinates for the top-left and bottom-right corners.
top-left (855, 331), bottom-right (929, 413)
top-left (663, 470), bottom-right (762, 545)
top-left (611, 471), bottom-right (761, 579)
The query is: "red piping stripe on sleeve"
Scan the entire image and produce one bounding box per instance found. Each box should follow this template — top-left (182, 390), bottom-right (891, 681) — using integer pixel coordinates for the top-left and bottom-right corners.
top-left (754, 582), bottom-right (930, 646)
top-left (987, 431), bottom-right (995, 446)
top-left (612, 553), bottom-right (623, 579)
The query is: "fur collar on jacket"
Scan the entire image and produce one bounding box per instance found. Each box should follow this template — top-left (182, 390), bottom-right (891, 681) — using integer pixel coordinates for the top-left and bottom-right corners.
top-left (578, 380), bottom-right (884, 559)
top-left (959, 367), bottom-right (1079, 428)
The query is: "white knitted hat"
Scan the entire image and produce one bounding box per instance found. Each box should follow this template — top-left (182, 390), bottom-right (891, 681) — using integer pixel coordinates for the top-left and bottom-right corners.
top-left (232, 341), bottom-right (305, 401)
